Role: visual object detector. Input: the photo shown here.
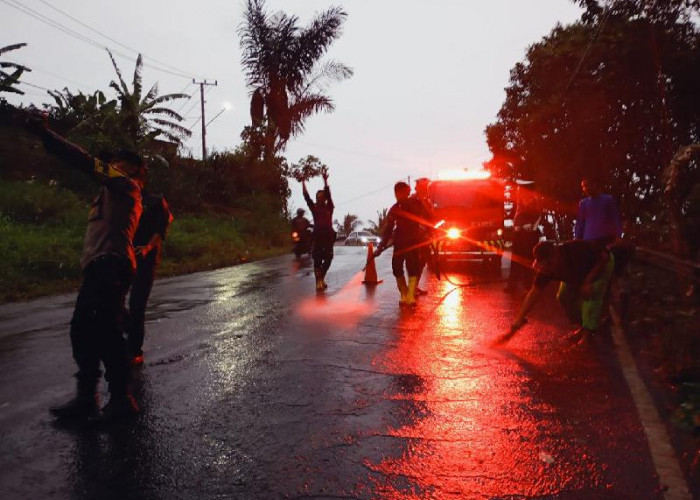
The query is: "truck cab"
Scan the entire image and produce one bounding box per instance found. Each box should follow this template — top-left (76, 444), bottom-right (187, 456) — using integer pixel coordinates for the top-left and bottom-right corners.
top-left (428, 172), bottom-right (505, 268)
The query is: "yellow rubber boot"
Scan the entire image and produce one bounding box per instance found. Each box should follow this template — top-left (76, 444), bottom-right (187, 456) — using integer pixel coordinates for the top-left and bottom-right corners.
top-left (395, 276), bottom-right (408, 304)
top-left (406, 277), bottom-right (418, 306)
top-left (314, 269), bottom-right (324, 291)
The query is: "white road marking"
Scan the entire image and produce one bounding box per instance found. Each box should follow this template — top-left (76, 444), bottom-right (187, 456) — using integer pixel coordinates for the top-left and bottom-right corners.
top-left (610, 309), bottom-right (692, 500)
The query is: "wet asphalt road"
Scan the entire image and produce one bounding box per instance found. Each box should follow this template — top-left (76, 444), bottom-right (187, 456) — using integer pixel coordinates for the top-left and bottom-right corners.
top-left (0, 247), bottom-right (662, 499)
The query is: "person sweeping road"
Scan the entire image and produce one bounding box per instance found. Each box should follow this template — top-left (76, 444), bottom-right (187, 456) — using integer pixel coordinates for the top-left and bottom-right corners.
top-left (500, 240), bottom-right (614, 345)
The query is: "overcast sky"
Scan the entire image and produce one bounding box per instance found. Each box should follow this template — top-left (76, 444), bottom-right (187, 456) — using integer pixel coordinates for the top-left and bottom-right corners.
top-left (3, 0), bottom-right (583, 224)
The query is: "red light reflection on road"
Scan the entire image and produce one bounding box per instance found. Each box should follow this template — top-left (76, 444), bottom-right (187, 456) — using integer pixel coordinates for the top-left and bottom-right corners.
top-left (364, 280), bottom-right (589, 498)
top-left (296, 271), bottom-right (376, 329)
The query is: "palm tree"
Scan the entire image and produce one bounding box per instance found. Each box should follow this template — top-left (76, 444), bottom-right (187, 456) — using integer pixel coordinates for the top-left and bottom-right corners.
top-left (239, 0), bottom-right (352, 157)
top-left (368, 208), bottom-right (389, 236)
top-left (0, 43), bottom-right (30, 95)
top-left (336, 213), bottom-right (362, 236)
top-left (108, 51), bottom-right (191, 150)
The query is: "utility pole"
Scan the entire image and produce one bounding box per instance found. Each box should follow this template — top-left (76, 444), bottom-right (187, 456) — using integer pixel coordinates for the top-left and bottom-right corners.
top-left (193, 79), bottom-right (217, 163)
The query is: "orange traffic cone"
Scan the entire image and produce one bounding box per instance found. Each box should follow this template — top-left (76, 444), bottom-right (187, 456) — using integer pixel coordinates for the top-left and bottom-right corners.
top-left (362, 242), bottom-right (383, 285)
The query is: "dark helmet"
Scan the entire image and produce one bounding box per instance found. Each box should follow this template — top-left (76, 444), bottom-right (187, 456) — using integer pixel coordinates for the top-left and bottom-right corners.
top-left (99, 149), bottom-right (147, 180)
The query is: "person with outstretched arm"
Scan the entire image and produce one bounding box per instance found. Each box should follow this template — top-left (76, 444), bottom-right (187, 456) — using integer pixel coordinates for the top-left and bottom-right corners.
top-left (502, 240), bottom-right (614, 345)
top-left (28, 113), bottom-right (145, 423)
top-left (302, 172), bottom-right (335, 291)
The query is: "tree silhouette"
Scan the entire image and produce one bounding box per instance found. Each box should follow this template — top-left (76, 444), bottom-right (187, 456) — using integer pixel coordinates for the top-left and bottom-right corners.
top-left (108, 51), bottom-right (191, 150)
top-left (0, 43), bottom-right (30, 95)
top-left (335, 213), bottom-right (362, 236)
top-left (485, 7), bottom-right (700, 241)
top-left (367, 208), bottom-right (389, 236)
top-left (239, 0), bottom-right (352, 158)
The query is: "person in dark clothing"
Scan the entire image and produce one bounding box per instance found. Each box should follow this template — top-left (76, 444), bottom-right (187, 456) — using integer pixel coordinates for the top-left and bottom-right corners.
top-left (291, 208), bottom-right (311, 234)
top-left (291, 208), bottom-right (312, 259)
top-left (126, 191), bottom-right (173, 366)
top-left (30, 117), bottom-right (144, 423)
top-left (505, 181), bottom-right (542, 292)
top-left (302, 172), bottom-right (335, 291)
top-left (506, 240), bottom-right (614, 344)
top-left (376, 182), bottom-right (432, 308)
top-left (411, 177), bottom-right (435, 295)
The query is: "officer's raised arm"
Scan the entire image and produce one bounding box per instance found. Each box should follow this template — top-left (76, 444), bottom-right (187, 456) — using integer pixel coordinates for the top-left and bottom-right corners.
top-left (27, 112), bottom-right (130, 180)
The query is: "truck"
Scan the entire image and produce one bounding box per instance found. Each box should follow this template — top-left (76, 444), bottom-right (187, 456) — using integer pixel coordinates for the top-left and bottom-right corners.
top-left (427, 171), bottom-right (506, 269)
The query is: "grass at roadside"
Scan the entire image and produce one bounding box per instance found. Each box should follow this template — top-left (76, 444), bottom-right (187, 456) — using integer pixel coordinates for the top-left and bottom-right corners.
top-left (0, 179), bottom-right (288, 302)
top-left (624, 262), bottom-right (699, 495)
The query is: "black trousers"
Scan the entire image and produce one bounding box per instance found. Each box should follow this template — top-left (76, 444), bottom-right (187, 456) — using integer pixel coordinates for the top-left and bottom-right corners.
top-left (417, 242), bottom-right (431, 277)
top-left (312, 230), bottom-right (335, 273)
top-left (70, 256), bottom-right (133, 396)
top-left (508, 229), bottom-right (540, 286)
top-left (392, 247), bottom-right (421, 278)
top-left (127, 252), bottom-right (157, 356)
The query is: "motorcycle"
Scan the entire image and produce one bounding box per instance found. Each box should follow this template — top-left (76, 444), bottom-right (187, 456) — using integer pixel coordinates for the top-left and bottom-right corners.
top-left (292, 226), bottom-right (313, 260)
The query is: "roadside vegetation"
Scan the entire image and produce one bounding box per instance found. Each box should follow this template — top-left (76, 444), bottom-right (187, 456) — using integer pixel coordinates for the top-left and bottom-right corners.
top-left (483, 0), bottom-right (700, 485)
top-left (0, 0), bottom-right (351, 301)
top-left (485, 0), bottom-right (700, 259)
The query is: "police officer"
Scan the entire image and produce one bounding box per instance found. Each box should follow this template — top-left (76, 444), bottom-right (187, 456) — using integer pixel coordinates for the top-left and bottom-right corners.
top-left (376, 182), bottom-right (432, 308)
top-left (31, 117), bottom-right (144, 423)
top-left (126, 190), bottom-right (173, 366)
top-left (301, 172), bottom-right (335, 291)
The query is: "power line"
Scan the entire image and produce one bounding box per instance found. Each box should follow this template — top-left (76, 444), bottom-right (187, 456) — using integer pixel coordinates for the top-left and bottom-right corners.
top-left (295, 139), bottom-right (423, 166)
top-left (189, 116), bottom-right (202, 129)
top-left (19, 80), bottom-right (51, 91)
top-left (14, 88), bottom-right (49, 99)
top-left (29, 66), bottom-right (97, 92)
top-left (174, 82), bottom-right (194, 113)
top-left (335, 181), bottom-right (397, 207)
top-left (33, 0), bottom-right (201, 79)
top-left (562, 5), bottom-right (612, 96)
top-left (182, 85), bottom-right (212, 119)
top-left (2, 0), bottom-right (196, 79)
top-left (3, 0), bottom-right (105, 51)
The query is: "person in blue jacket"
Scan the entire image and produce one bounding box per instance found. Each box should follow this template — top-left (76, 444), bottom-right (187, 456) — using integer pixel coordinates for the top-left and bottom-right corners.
top-left (574, 176), bottom-right (622, 245)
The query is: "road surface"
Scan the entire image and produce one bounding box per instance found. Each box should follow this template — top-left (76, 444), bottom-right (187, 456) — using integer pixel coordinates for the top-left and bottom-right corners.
top-left (0, 247), bottom-right (669, 499)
